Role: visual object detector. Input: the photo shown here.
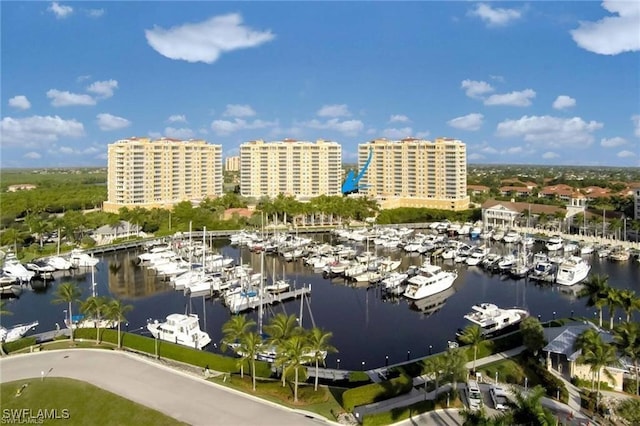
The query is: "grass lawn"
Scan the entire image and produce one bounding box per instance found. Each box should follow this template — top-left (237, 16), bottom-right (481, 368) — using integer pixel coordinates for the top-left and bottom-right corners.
top-left (476, 354), bottom-right (542, 388)
top-left (210, 374), bottom-right (346, 421)
top-left (1, 378), bottom-right (187, 426)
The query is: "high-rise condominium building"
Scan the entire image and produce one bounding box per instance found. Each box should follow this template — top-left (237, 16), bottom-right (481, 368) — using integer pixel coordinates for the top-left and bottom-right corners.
top-left (225, 155), bottom-right (240, 172)
top-left (240, 139), bottom-right (342, 200)
top-left (357, 137), bottom-right (469, 211)
top-left (635, 189), bottom-right (640, 220)
top-left (103, 137), bottom-right (222, 213)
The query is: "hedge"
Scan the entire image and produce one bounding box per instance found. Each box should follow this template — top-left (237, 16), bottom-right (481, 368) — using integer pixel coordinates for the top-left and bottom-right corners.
top-left (524, 355), bottom-right (568, 403)
top-left (2, 337), bottom-right (37, 353)
top-left (72, 329), bottom-right (272, 378)
top-left (342, 374), bottom-right (413, 412)
top-left (362, 399), bottom-right (435, 426)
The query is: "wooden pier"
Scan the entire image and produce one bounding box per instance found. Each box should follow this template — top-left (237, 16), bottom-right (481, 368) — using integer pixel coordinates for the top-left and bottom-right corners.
top-left (305, 367), bottom-right (350, 380)
top-left (229, 285), bottom-right (312, 313)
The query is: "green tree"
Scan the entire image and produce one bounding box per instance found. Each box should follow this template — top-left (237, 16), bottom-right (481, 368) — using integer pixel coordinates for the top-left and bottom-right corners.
top-left (573, 328), bottom-right (603, 390)
top-left (578, 340), bottom-right (619, 408)
top-left (80, 295), bottom-right (111, 343)
top-left (605, 287), bottom-right (622, 329)
top-left (578, 274), bottom-right (610, 327)
top-left (442, 347), bottom-right (467, 400)
top-left (52, 282), bottom-right (82, 342)
top-left (459, 324), bottom-right (485, 372)
top-left (264, 313), bottom-right (301, 386)
top-left (238, 331), bottom-right (263, 391)
top-left (613, 322), bottom-right (640, 396)
top-left (424, 355), bottom-right (446, 398)
top-left (519, 316), bottom-right (545, 355)
top-left (278, 334), bottom-right (312, 402)
top-left (221, 315), bottom-right (256, 354)
top-left (509, 385), bottom-right (556, 426)
top-left (306, 328), bottom-right (337, 391)
top-left (616, 398), bottom-right (640, 424)
top-left (617, 289), bottom-right (640, 322)
top-left (108, 299), bottom-right (133, 349)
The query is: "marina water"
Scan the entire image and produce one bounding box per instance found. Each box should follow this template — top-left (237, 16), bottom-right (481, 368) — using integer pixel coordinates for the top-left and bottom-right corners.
top-left (5, 235), bottom-right (639, 371)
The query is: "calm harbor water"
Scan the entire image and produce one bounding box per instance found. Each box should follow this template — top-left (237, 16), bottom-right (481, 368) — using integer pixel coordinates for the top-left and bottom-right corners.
top-left (4, 235), bottom-right (640, 371)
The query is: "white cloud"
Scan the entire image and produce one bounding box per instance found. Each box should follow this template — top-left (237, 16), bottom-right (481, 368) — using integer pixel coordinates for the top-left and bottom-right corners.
top-left (269, 125), bottom-right (304, 139)
top-left (164, 127), bottom-right (195, 139)
top-left (505, 147), bottom-right (523, 155)
top-left (381, 127), bottom-right (414, 139)
top-left (48, 2), bottom-right (73, 19)
top-left (389, 114), bottom-right (410, 123)
top-left (484, 89), bottom-right (536, 107)
top-left (87, 8), bottom-right (104, 18)
top-left (210, 118), bottom-right (277, 135)
top-left (317, 104), bottom-right (351, 117)
top-left (223, 104), bottom-right (256, 117)
top-left (145, 13), bottom-right (275, 64)
top-left (601, 137), bottom-right (627, 147)
top-left (0, 115), bottom-right (84, 147)
top-left (447, 113), bottom-right (484, 131)
top-left (542, 152), bottom-right (559, 159)
top-left (468, 3), bottom-right (522, 27)
top-left (168, 114), bottom-right (187, 123)
top-left (86, 80), bottom-right (118, 98)
top-left (148, 131), bottom-right (162, 139)
top-left (490, 75), bottom-right (505, 82)
top-left (496, 115), bottom-right (603, 146)
top-left (24, 152), bottom-right (42, 160)
top-left (76, 75), bottom-right (91, 83)
top-left (8, 95), bottom-right (31, 110)
top-left (632, 115), bottom-right (640, 137)
top-left (303, 118), bottom-right (364, 136)
top-left (481, 146), bottom-right (499, 154)
top-left (415, 131), bottom-right (430, 139)
top-left (617, 150), bottom-right (636, 158)
top-left (461, 79), bottom-right (494, 99)
top-left (552, 95), bottom-right (576, 110)
top-left (468, 153), bottom-right (486, 161)
top-left (47, 89), bottom-right (96, 107)
top-left (571, 1), bottom-right (640, 55)
top-left (96, 113), bottom-right (131, 131)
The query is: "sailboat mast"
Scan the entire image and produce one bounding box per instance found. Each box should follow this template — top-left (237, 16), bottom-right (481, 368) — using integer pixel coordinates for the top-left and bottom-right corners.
top-left (258, 249), bottom-right (264, 335)
top-left (91, 265), bottom-right (96, 298)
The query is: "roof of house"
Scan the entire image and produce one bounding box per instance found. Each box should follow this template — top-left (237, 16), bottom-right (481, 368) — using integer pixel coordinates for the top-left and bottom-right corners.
top-left (481, 200), bottom-right (566, 215)
top-left (468, 185), bottom-right (490, 191)
top-left (500, 186), bottom-right (533, 192)
top-left (543, 322), bottom-right (614, 362)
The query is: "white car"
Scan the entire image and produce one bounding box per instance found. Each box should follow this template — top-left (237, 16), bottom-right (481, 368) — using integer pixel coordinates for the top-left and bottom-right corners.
top-left (467, 380), bottom-right (483, 411)
top-left (489, 385), bottom-right (509, 411)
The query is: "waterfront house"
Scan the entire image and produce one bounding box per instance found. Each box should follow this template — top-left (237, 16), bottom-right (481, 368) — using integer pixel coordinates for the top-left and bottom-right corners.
top-left (93, 221), bottom-right (142, 244)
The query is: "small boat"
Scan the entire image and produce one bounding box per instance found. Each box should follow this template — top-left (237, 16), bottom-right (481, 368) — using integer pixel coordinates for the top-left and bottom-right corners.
top-left (555, 256), bottom-right (591, 286)
top-left (264, 279), bottom-right (290, 293)
top-left (69, 249), bottom-right (99, 267)
top-left (147, 313), bottom-right (211, 350)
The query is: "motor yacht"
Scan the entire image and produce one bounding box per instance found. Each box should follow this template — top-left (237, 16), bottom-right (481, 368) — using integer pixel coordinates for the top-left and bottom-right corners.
top-left (546, 236), bottom-right (564, 252)
top-left (69, 249), bottom-right (99, 267)
top-left (147, 313), bottom-right (211, 350)
top-left (555, 256), bottom-right (591, 286)
top-left (460, 303), bottom-right (529, 337)
top-left (0, 321), bottom-right (38, 343)
top-left (2, 252), bottom-right (35, 283)
top-left (403, 260), bottom-right (457, 300)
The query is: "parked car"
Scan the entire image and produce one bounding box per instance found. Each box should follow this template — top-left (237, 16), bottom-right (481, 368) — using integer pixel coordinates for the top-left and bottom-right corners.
top-left (489, 385), bottom-right (509, 411)
top-left (467, 380), bottom-right (483, 411)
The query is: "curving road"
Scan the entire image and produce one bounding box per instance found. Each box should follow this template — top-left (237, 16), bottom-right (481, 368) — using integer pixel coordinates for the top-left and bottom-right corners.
top-left (0, 350), bottom-right (332, 426)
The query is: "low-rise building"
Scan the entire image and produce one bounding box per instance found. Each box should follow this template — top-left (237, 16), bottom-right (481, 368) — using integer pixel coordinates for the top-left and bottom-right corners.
top-left (481, 199), bottom-right (566, 229)
top-left (7, 184), bottom-right (37, 192)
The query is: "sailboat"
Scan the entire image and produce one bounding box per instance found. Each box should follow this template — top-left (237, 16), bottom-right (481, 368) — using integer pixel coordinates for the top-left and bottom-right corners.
top-left (264, 259), bottom-right (291, 294)
top-left (65, 266), bottom-right (117, 329)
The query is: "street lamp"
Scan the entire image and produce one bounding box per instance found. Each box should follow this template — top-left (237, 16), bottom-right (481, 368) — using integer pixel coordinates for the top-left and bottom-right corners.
top-left (63, 310), bottom-right (68, 326)
top-left (524, 377), bottom-right (528, 391)
top-left (125, 323), bottom-right (129, 332)
top-left (337, 359), bottom-right (340, 370)
top-left (361, 361), bottom-right (365, 371)
top-left (495, 371), bottom-right (498, 384)
top-left (155, 335), bottom-right (159, 359)
top-left (429, 345), bottom-right (432, 355)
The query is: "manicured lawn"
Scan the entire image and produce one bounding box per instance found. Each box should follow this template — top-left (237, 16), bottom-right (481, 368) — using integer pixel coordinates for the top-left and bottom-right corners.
top-left (210, 374), bottom-right (345, 421)
top-left (476, 354), bottom-right (542, 388)
top-left (1, 378), bottom-right (187, 425)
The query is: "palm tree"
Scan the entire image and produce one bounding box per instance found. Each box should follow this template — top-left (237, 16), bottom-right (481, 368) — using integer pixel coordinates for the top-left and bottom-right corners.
top-left (509, 385), bottom-right (556, 426)
top-left (221, 315), bottom-right (256, 354)
top-left (617, 289), bottom-right (640, 322)
top-left (459, 324), bottom-right (485, 372)
top-left (80, 296), bottom-right (110, 343)
top-left (306, 327), bottom-right (337, 391)
top-left (263, 313), bottom-right (301, 386)
top-left (573, 328), bottom-right (603, 390)
top-left (604, 287), bottom-right (621, 329)
top-left (578, 340), bottom-right (619, 408)
top-left (613, 322), bottom-right (640, 395)
top-left (279, 334), bottom-right (312, 403)
top-left (238, 331), bottom-right (263, 391)
top-left (578, 274), bottom-right (609, 327)
top-left (52, 282), bottom-right (82, 342)
top-left (442, 347), bottom-right (467, 400)
top-left (108, 299), bottom-right (133, 349)
top-left (423, 355), bottom-right (446, 398)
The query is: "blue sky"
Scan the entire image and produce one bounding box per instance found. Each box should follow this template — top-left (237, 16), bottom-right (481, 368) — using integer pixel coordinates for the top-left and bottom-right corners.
top-left (1, 1), bottom-right (639, 168)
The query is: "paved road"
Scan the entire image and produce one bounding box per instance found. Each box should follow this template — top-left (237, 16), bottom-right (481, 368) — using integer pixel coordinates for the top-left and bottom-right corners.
top-left (0, 350), bottom-right (333, 426)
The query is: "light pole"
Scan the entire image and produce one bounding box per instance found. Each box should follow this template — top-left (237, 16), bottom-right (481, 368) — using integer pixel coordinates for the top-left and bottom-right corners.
top-left (63, 310), bottom-right (67, 326)
top-left (337, 359), bottom-right (340, 370)
top-left (429, 345), bottom-right (432, 355)
top-left (155, 335), bottom-right (159, 359)
top-left (361, 361), bottom-right (365, 371)
top-left (495, 371), bottom-right (498, 384)
top-left (524, 376), bottom-right (528, 391)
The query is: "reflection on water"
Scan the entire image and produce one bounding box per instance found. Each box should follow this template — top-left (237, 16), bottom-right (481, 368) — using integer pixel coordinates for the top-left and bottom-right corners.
top-left (4, 235), bottom-right (639, 370)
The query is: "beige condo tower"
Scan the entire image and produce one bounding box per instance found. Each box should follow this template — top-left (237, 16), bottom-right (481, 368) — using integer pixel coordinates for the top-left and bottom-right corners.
top-left (104, 137), bottom-right (222, 213)
top-left (357, 137), bottom-right (469, 211)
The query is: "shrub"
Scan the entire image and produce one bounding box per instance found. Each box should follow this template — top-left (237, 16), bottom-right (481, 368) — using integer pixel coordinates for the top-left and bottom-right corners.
top-left (3, 337), bottom-right (37, 353)
top-left (342, 374), bottom-right (413, 412)
top-left (362, 399), bottom-right (435, 426)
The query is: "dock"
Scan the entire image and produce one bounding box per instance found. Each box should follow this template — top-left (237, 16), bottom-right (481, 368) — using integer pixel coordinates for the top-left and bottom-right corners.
top-left (228, 285), bottom-right (312, 313)
top-left (305, 367), bottom-right (350, 380)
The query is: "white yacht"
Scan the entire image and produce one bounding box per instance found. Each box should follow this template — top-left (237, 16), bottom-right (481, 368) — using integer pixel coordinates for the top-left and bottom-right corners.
top-left (461, 303), bottom-right (529, 337)
top-left (546, 236), bottom-right (564, 252)
top-left (2, 252), bottom-right (35, 283)
top-left (147, 313), bottom-right (211, 350)
top-left (46, 256), bottom-right (73, 271)
top-left (69, 249), bottom-right (99, 267)
top-left (555, 256), bottom-right (591, 286)
top-left (502, 231), bottom-right (521, 244)
top-left (0, 321), bottom-right (39, 343)
top-left (403, 260), bottom-right (457, 300)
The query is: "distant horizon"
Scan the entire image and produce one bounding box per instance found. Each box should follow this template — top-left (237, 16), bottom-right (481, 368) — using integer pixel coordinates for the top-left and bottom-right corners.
top-left (2, 2), bottom-right (639, 167)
